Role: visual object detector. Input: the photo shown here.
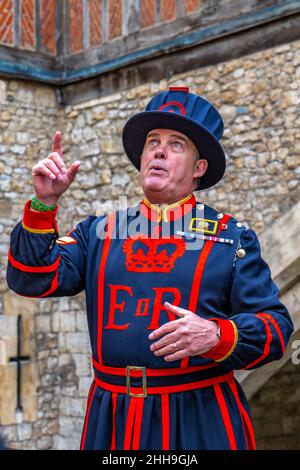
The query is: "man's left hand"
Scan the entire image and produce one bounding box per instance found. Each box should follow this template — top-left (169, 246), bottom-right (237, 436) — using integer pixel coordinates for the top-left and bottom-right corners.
top-left (148, 302), bottom-right (220, 362)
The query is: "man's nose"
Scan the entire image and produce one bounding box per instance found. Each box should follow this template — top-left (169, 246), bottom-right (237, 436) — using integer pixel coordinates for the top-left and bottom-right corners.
top-left (154, 146), bottom-right (166, 158)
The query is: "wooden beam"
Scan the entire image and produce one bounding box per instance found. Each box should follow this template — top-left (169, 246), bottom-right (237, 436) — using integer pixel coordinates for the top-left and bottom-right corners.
top-left (60, 11), bottom-right (300, 104)
top-left (0, 0), bottom-right (299, 87)
top-left (14, 0), bottom-right (20, 48)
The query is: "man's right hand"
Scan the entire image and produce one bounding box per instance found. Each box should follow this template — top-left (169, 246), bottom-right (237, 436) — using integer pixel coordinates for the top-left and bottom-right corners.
top-left (32, 131), bottom-right (81, 206)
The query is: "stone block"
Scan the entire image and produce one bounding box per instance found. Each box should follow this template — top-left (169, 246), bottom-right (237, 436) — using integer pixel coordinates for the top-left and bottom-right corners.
top-left (78, 376), bottom-right (92, 397)
top-left (55, 435), bottom-right (80, 450)
top-left (76, 313), bottom-right (88, 332)
top-left (3, 292), bottom-right (38, 317)
top-left (61, 332), bottom-right (90, 354)
top-left (36, 314), bottom-right (51, 333)
top-left (0, 362), bottom-right (38, 425)
top-left (0, 80), bottom-right (6, 103)
top-left (60, 312), bottom-right (76, 332)
top-left (35, 87), bottom-right (56, 108)
top-left (60, 396), bottom-right (85, 417)
top-left (73, 354), bottom-right (92, 376)
top-left (17, 422), bottom-right (33, 441)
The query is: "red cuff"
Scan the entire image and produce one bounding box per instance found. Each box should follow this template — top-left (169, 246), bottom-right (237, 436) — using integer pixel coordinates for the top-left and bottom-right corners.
top-left (202, 318), bottom-right (238, 362)
top-left (22, 200), bottom-right (59, 234)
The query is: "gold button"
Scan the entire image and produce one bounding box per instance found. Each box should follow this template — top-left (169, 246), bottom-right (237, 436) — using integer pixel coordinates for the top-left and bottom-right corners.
top-left (236, 248), bottom-right (246, 258)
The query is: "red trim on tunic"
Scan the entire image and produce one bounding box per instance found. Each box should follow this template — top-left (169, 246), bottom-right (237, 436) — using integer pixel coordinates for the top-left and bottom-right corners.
top-left (201, 318), bottom-right (237, 361)
top-left (181, 213), bottom-right (232, 368)
top-left (181, 239), bottom-right (214, 368)
top-left (80, 381), bottom-right (97, 450)
top-left (259, 312), bottom-right (285, 353)
top-left (94, 371), bottom-right (234, 395)
top-left (124, 398), bottom-right (137, 450)
top-left (111, 392), bottom-right (118, 450)
top-left (39, 269), bottom-right (59, 297)
top-left (23, 199), bottom-right (59, 232)
top-left (123, 397), bottom-right (145, 450)
top-left (11, 264), bottom-right (59, 298)
top-left (97, 213), bottom-right (116, 364)
top-left (214, 383), bottom-right (237, 450)
top-left (228, 380), bottom-right (256, 450)
top-left (8, 248), bottom-right (60, 273)
top-left (161, 393), bottom-right (170, 450)
top-left (92, 356), bottom-right (217, 376)
top-left (132, 398), bottom-right (144, 450)
top-left (140, 193), bottom-right (196, 222)
top-left (244, 314), bottom-right (272, 369)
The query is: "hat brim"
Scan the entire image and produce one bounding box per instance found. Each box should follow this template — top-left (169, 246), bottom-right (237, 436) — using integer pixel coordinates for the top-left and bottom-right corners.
top-left (122, 111), bottom-right (226, 190)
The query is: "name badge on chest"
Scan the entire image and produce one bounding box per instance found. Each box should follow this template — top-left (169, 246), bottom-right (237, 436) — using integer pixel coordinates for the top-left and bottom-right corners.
top-left (189, 218), bottom-right (218, 234)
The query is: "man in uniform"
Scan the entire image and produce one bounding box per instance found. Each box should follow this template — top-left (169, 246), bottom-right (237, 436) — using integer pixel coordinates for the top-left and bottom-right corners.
top-left (7, 87), bottom-right (294, 450)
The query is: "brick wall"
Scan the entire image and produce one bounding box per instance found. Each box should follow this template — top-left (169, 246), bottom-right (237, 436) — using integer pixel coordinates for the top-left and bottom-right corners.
top-left (69, 0), bottom-right (84, 53)
top-left (20, 0), bottom-right (35, 50)
top-left (0, 0), bottom-right (56, 54)
top-left (0, 34), bottom-right (299, 451)
top-left (40, 0), bottom-right (56, 55)
top-left (0, 0), bottom-right (204, 55)
top-left (0, 0), bottom-right (14, 46)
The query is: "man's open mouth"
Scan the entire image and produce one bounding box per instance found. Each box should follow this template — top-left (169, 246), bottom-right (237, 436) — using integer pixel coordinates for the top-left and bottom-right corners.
top-left (148, 166), bottom-right (167, 174)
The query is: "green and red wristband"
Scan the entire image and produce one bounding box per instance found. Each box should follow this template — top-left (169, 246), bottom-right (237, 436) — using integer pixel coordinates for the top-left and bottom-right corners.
top-left (31, 196), bottom-right (57, 212)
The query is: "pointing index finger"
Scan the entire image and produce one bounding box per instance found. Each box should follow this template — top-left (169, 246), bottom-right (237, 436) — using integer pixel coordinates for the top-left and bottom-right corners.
top-left (52, 131), bottom-right (62, 157)
top-left (164, 302), bottom-right (190, 317)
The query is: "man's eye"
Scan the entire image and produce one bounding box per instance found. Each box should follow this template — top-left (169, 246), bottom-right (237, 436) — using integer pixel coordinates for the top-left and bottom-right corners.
top-left (171, 141), bottom-right (183, 149)
top-left (148, 139), bottom-right (159, 146)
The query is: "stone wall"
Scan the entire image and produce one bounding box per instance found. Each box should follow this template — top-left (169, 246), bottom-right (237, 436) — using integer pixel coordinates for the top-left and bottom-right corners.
top-left (0, 37), bottom-right (299, 449)
top-left (0, 80), bottom-right (61, 449)
top-left (250, 354), bottom-right (300, 450)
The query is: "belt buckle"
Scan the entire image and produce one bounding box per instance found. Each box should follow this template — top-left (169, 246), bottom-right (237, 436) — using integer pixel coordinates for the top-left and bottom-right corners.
top-left (126, 366), bottom-right (147, 398)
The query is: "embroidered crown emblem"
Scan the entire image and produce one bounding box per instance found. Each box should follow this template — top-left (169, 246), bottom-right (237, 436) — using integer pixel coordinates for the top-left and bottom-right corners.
top-left (122, 237), bottom-right (186, 273)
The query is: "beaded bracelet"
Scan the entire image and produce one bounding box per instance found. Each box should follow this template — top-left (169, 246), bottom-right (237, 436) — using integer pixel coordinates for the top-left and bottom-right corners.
top-left (31, 196), bottom-right (57, 212)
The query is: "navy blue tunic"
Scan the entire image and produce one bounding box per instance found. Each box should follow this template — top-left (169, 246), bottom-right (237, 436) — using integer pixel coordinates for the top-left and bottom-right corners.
top-left (7, 193), bottom-right (294, 450)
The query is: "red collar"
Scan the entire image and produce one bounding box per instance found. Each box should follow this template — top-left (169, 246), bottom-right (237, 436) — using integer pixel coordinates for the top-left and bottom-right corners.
top-left (140, 193), bottom-right (196, 222)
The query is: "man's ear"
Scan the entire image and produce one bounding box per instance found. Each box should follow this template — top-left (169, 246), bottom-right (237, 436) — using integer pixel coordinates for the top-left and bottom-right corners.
top-left (193, 159), bottom-right (208, 178)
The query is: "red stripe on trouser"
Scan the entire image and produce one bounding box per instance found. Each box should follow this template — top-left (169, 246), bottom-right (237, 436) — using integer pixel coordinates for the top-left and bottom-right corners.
top-left (124, 398), bottom-right (144, 450)
top-left (124, 398), bottom-right (136, 449)
top-left (161, 394), bottom-right (170, 450)
top-left (228, 381), bottom-right (256, 450)
top-left (80, 381), bottom-right (97, 450)
top-left (181, 214), bottom-right (232, 368)
top-left (111, 392), bottom-right (118, 450)
top-left (132, 398), bottom-right (144, 450)
top-left (124, 395), bottom-right (169, 450)
top-left (214, 383), bottom-right (237, 450)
